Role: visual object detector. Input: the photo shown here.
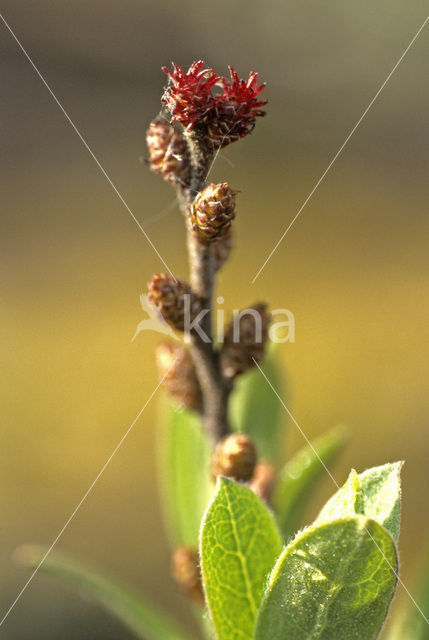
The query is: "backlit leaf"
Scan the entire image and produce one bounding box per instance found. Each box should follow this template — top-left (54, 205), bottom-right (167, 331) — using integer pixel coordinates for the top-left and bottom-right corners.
top-left (316, 462), bottom-right (403, 542)
top-left (200, 477), bottom-right (282, 640)
top-left (254, 517), bottom-right (398, 640)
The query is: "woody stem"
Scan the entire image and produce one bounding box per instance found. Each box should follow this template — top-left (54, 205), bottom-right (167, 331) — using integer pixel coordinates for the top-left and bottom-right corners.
top-left (183, 128), bottom-right (231, 442)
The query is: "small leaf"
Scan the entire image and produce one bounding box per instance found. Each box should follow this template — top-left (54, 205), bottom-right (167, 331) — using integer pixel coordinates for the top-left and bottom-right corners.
top-left (158, 399), bottom-right (213, 546)
top-left (273, 425), bottom-right (349, 540)
top-left (200, 477), bottom-right (282, 640)
top-left (316, 462), bottom-right (403, 542)
top-left (229, 344), bottom-right (286, 464)
top-left (16, 545), bottom-right (193, 640)
top-left (254, 517), bottom-right (398, 640)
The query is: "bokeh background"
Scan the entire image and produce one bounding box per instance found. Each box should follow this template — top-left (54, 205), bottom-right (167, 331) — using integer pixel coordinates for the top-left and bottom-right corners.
top-left (1, 1), bottom-right (429, 638)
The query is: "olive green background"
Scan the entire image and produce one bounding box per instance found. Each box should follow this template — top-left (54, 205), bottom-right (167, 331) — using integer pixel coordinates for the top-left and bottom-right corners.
top-left (1, 1), bottom-right (428, 638)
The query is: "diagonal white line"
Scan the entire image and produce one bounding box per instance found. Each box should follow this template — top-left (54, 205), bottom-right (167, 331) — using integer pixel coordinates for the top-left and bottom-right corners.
top-left (140, 196), bottom-right (179, 229)
top-left (253, 358), bottom-right (341, 486)
top-left (253, 357), bottom-right (429, 627)
top-left (252, 15), bottom-right (429, 284)
top-left (158, 109), bottom-right (236, 199)
top-left (0, 363), bottom-right (175, 629)
top-left (0, 12), bottom-right (176, 280)
top-left (204, 124), bottom-right (235, 183)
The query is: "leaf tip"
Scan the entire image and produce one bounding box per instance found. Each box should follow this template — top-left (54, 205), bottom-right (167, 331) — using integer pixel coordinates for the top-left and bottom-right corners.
top-left (216, 474), bottom-right (229, 491)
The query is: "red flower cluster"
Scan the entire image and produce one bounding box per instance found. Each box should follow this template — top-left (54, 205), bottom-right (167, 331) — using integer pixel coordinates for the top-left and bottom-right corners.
top-left (161, 60), bottom-right (220, 129)
top-left (161, 60), bottom-right (266, 147)
top-left (217, 66), bottom-right (266, 129)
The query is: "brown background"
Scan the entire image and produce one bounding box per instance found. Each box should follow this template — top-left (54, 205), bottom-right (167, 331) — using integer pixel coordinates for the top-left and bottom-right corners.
top-left (1, 1), bottom-right (429, 638)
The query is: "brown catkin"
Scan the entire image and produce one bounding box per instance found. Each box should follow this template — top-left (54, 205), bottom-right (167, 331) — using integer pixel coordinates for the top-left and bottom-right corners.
top-left (189, 182), bottom-right (236, 242)
top-left (155, 342), bottom-right (202, 411)
top-left (249, 461), bottom-right (276, 504)
top-left (211, 434), bottom-right (257, 482)
top-left (147, 274), bottom-right (202, 332)
top-left (146, 118), bottom-right (189, 187)
top-left (220, 302), bottom-right (271, 379)
top-left (206, 117), bottom-right (242, 150)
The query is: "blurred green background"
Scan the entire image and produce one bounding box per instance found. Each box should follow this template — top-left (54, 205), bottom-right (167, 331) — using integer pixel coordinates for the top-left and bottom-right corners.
top-left (1, 1), bottom-right (429, 637)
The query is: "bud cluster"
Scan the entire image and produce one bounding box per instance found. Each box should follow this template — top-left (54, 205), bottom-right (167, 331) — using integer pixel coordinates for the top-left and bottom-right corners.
top-left (139, 58), bottom-right (278, 622)
top-left (155, 342), bottom-right (202, 411)
top-left (161, 61), bottom-right (266, 150)
top-left (147, 274), bottom-right (202, 332)
top-left (144, 61), bottom-right (272, 494)
top-left (189, 183), bottom-right (236, 242)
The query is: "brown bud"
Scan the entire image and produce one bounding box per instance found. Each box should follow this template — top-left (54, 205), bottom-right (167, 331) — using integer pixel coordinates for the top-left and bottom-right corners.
top-left (206, 118), bottom-right (242, 150)
top-left (212, 434), bottom-right (257, 482)
top-left (250, 461), bottom-right (276, 504)
top-left (155, 342), bottom-right (202, 411)
top-left (189, 182), bottom-right (236, 242)
top-left (220, 303), bottom-right (271, 379)
top-left (146, 118), bottom-right (189, 187)
top-left (172, 547), bottom-right (204, 605)
top-left (212, 230), bottom-right (233, 271)
top-left (147, 274), bottom-right (202, 332)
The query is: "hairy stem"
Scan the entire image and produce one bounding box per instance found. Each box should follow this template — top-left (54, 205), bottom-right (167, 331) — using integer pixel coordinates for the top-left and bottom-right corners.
top-left (184, 127), bottom-right (213, 203)
top-left (183, 128), bottom-right (231, 442)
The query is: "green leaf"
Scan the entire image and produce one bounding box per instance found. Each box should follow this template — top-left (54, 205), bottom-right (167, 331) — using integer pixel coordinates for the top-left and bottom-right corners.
top-left (158, 399), bottom-right (213, 546)
top-left (273, 425), bottom-right (349, 541)
top-left (16, 545), bottom-right (193, 640)
top-left (200, 477), bottom-right (282, 640)
top-left (316, 462), bottom-right (403, 542)
top-left (254, 517), bottom-right (398, 640)
top-left (229, 344), bottom-right (286, 464)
